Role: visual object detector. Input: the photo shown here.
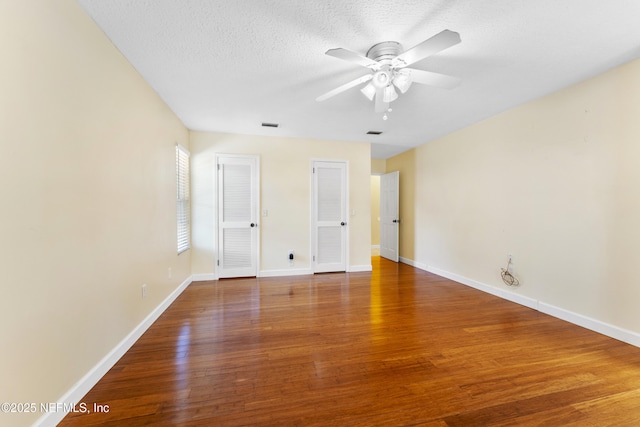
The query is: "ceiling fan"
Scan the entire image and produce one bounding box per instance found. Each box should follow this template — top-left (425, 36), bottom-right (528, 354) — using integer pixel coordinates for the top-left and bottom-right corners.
top-left (316, 30), bottom-right (462, 114)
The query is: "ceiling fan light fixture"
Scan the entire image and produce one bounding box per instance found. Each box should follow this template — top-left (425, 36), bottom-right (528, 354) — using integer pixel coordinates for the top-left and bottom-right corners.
top-left (360, 82), bottom-right (376, 101)
top-left (372, 70), bottom-right (391, 89)
top-left (393, 71), bottom-right (412, 93)
top-left (383, 85), bottom-right (398, 103)
top-left (317, 30), bottom-right (461, 113)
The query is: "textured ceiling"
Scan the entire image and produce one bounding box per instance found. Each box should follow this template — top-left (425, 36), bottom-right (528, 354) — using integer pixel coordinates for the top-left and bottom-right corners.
top-left (77, 0), bottom-right (640, 159)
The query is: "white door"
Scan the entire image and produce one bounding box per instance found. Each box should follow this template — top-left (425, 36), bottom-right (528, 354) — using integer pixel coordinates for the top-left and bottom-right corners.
top-left (380, 171), bottom-right (399, 262)
top-left (217, 155), bottom-right (259, 278)
top-left (313, 161), bottom-right (347, 273)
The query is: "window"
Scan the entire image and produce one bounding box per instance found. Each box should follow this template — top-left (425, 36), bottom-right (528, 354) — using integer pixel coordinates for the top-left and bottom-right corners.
top-left (176, 145), bottom-right (190, 254)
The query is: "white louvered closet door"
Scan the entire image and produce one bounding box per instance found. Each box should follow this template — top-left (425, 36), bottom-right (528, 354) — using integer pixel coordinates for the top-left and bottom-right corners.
top-left (313, 161), bottom-right (347, 273)
top-left (217, 156), bottom-right (259, 278)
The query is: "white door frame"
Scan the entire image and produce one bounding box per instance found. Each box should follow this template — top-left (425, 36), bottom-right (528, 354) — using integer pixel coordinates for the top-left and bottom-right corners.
top-left (310, 159), bottom-right (350, 273)
top-left (214, 154), bottom-right (260, 279)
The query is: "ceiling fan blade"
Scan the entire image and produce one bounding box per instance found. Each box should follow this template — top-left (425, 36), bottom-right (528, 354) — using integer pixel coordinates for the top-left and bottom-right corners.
top-left (325, 48), bottom-right (381, 70)
top-left (405, 68), bottom-right (461, 89)
top-left (316, 74), bottom-right (373, 102)
top-left (392, 30), bottom-right (461, 68)
top-left (374, 87), bottom-right (388, 113)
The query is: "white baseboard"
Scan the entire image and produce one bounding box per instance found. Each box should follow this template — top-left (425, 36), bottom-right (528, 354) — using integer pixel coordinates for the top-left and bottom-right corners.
top-left (194, 264), bottom-right (374, 280)
top-left (349, 264), bottom-right (373, 273)
top-left (399, 257), bottom-right (640, 349)
top-left (538, 302), bottom-right (640, 348)
top-left (259, 265), bottom-right (372, 276)
top-left (259, 268), bottom-right (313, 277)
top-left (399, 256), bottom-right (427, 271)
top-left (191, 273), bottom-right (216, 281)
top-left (36, 276), bottom-right (193, 427)
top-left (425, 265), bottom-right (538, 310)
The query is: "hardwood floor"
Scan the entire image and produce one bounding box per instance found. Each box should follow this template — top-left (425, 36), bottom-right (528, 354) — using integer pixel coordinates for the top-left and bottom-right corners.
top-left (61, 257), bottom-right (640, 426)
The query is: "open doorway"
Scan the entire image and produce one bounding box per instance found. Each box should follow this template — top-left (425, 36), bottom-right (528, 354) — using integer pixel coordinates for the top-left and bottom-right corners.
top-left (380, 171), bottom-right (399, 262)
top-left (370, 175), bottom-right (381, 256)
top-left (371, 170), bottom-right (400, 262)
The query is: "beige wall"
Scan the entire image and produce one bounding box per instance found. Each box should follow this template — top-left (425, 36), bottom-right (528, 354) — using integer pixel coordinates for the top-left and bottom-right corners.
top-left (0, 1), bottom-right (190, 425)
top-left (395, 58), bottom-right (640, 334)
top-left (190, 132), bottom-right (371, 275)
top-left (371, 158), bottom-right (386, 175)
top-left (386, 149), bottom-right (417, 261)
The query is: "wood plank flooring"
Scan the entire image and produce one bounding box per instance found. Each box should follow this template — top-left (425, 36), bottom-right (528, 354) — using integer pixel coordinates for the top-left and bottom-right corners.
top-left (61, 257), bottom-right (640, 426)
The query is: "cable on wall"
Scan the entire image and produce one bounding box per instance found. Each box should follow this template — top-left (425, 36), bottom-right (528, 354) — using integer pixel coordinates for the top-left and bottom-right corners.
top-left (501, 257), bottom-right (520, 287)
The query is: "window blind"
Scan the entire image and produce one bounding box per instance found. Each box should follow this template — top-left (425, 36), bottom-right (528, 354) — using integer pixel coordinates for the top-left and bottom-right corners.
top-left (176, 145), bottom-right (190, 254)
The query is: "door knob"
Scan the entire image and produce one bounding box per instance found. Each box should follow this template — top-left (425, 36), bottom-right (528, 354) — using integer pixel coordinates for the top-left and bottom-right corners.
top-left (250, 223), bottom-right (256, 227)
top-left (340, 222), bottom-right (346, 226)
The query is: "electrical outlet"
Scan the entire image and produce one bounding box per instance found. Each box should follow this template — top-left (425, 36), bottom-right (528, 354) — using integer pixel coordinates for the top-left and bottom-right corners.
top-left (142, 284), bottom-right (147, 298)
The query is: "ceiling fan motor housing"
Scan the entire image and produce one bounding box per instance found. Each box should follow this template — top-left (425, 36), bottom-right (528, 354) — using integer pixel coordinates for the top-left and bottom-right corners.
top-left (366, 41), bottom-right (402, 64)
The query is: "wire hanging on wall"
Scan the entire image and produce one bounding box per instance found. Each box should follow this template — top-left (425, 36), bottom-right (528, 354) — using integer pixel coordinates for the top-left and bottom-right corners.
top-left (501, 257), bottom-right (520, 287)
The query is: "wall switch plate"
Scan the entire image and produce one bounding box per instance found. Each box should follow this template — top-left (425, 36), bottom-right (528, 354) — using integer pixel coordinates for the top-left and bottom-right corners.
top-left (142, 284), bottom-right (147, 298)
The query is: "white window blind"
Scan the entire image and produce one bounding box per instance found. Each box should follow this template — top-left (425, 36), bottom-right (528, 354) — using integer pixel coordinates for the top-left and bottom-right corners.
top-left (176, 145), bottom-right (190, 254)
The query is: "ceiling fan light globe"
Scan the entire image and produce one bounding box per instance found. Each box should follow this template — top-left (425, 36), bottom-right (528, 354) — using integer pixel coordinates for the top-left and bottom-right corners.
top-left (383, 85), bottom-right (398, 103)
top-left (360, 82), bottom-right (376, 101)
top-left (393, 72), bottom-right (412, 93)
top-left (372, 70), bottom-right (391, 89)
